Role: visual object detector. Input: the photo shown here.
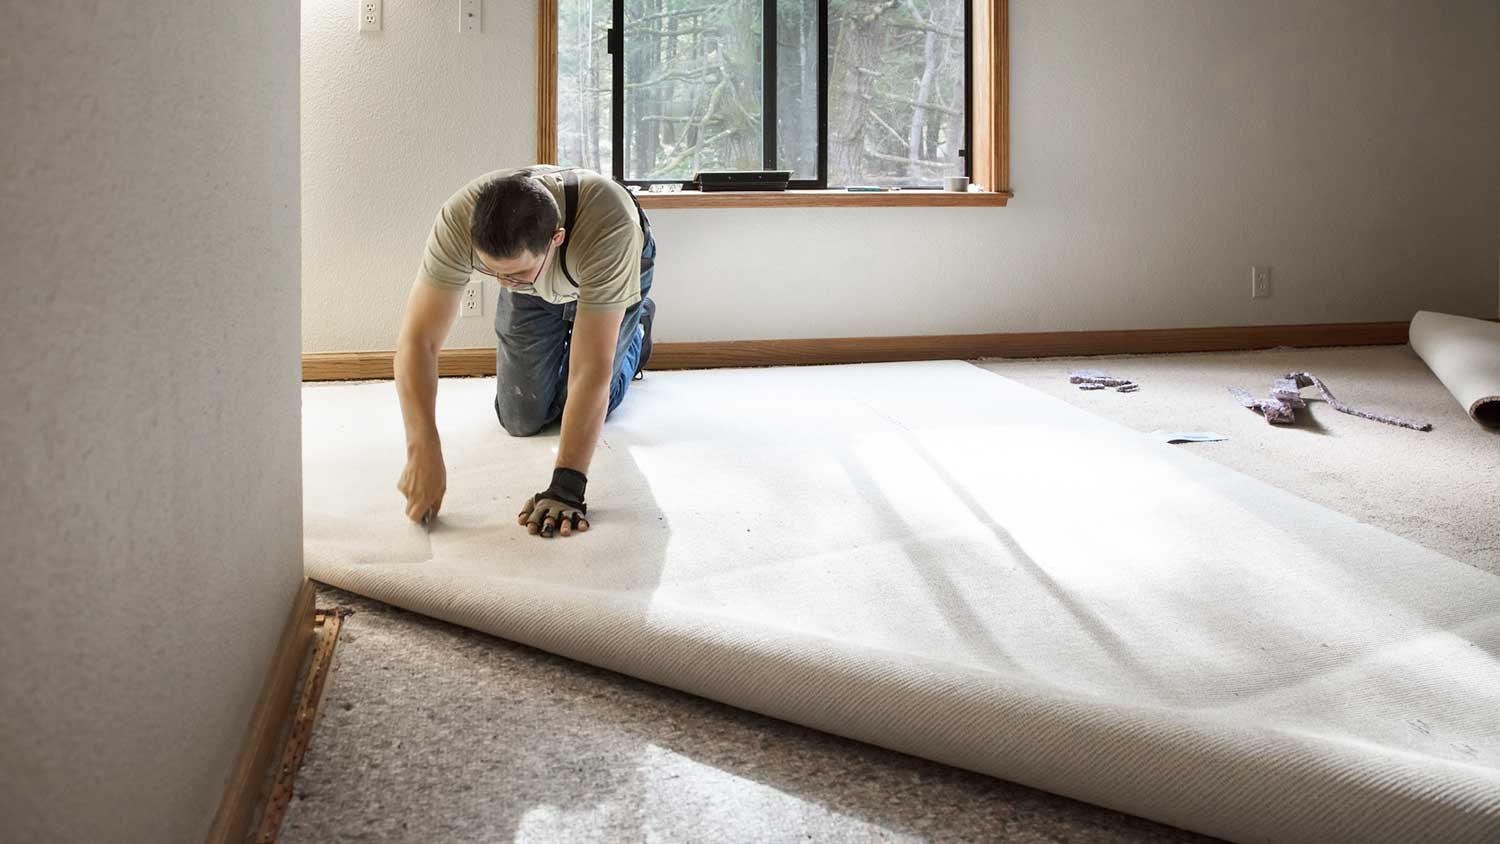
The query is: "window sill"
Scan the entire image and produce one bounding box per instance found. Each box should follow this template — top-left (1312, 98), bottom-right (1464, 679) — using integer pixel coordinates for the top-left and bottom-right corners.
top-left (634, 189), bottom-right (1013, 209)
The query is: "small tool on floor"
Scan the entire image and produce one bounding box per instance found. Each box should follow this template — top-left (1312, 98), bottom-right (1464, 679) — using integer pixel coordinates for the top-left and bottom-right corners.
top-left (1149, 430), bottom-right (1229, 444)
top-left (1069, 370), bottom-right (1140, 392)
top-left (1228, 371), bottom-right (1432, 431)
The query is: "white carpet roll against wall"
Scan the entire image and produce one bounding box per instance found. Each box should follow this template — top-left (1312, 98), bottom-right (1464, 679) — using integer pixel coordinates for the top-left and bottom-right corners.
top-left (303, 362), bottom-right (1500, 844)
top-left (1409, 310), bottom-right (1500, 427)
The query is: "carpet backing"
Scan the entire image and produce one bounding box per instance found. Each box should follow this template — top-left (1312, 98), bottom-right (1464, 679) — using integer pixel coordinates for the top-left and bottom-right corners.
top-left (303, 361), bottom-right (1500, 844)
top-left (1410, 311), bottom-right (1500, 426)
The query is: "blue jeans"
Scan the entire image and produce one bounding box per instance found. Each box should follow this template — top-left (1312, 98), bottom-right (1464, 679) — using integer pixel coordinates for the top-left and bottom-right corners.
top-left (492, 234), bottom-right (656, 437)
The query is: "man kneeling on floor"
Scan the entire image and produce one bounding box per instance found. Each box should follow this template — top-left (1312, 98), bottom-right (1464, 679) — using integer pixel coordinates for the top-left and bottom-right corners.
top-left (393, 166), bottom-right (657, 538)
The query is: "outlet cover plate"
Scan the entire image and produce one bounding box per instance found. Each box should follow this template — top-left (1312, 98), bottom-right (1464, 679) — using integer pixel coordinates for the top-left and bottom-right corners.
top-left (359, 0), bottom-right (381, 32)
top-left (1251, 266), bottom-right (1271, 299)
top-left (462, 282), bottom-right (483, 317)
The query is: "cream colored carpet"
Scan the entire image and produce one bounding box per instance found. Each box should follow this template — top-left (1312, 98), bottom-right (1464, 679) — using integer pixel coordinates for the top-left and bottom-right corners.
top-left (303, 361), bottom-right (1500, 844)
top-left (979, 345), bottom-right (1499, 575)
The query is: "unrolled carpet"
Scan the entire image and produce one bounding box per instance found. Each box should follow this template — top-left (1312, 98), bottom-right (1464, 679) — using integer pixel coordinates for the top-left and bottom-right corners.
top-left (303, 361), bottom-right (1500, 844)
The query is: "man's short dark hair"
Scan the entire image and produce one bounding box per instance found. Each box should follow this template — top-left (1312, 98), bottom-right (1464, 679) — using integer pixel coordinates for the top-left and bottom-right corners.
top-left (470, 173), bottom-right (560, 259)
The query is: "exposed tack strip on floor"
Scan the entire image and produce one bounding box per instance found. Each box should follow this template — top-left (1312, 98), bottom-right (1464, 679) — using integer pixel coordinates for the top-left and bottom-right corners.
top-left (255, 608), bottom-right (351, 844)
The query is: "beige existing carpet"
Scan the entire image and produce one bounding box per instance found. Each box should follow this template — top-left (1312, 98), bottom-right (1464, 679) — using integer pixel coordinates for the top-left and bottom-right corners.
top-left (303, 361), bottom-right (1500, 844)
top-left (978, 345), bottom-right (1499, 575)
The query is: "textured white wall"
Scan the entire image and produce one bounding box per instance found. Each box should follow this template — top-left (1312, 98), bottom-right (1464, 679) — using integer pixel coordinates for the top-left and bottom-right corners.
top-left (0, 3), bottom-right (302, 843)
top-left (302, 0), bottom-right (1500, 353)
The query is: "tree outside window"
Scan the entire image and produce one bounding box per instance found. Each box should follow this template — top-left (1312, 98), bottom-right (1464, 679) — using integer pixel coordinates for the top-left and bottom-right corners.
top-left (556, 0), bottom-right (969, 188)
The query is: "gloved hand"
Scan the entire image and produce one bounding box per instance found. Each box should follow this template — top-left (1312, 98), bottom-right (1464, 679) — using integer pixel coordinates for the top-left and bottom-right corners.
top-left (518, 467), bottom-right (589, 538)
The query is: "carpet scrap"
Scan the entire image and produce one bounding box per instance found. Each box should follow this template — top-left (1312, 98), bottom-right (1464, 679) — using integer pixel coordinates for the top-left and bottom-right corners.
top-left (1070, 370), bottom-right (1140, 393)
top-left (1229, 371), bottom-right (1432, 431)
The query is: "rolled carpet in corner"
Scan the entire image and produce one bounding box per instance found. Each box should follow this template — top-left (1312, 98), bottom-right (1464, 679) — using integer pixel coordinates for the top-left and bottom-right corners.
top-left (1410, 310), bottom-right (1500, 427)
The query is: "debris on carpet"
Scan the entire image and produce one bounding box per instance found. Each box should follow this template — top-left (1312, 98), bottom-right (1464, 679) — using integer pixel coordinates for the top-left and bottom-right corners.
top-left (1228, 372), bottom-right (1432, 431)
top-left (1069, 370), bottom-right (1140, 393)
top-left (1149, 430), bottom-right (1229, 444)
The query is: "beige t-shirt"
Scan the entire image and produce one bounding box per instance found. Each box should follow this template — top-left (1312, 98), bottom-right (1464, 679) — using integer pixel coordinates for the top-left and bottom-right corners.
top-left (419, 166), bottom-right (643, 312)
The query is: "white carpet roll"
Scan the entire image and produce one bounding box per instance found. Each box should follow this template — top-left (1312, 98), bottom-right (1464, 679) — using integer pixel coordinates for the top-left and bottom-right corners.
top-left (1410, 310), bottom-right (1500, 427)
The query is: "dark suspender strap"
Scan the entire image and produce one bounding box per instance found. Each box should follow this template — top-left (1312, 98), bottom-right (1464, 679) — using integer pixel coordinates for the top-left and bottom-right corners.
top-left (559, 170), bottom-right (581, 288)
top-left (556, 168), bottom-right (652, 285)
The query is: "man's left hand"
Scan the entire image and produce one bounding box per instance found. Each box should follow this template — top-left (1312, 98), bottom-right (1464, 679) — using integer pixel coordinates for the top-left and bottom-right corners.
top-left (518, 467), bottom-right (590, 538)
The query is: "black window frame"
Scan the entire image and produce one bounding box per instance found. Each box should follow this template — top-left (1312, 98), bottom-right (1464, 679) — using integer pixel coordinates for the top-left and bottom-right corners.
top-left (605, 0), bottom-right (972, 190)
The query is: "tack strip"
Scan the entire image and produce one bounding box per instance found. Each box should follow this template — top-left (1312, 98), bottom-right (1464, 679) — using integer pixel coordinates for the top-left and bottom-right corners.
top-left (254, 608), bottom-right (350, 843)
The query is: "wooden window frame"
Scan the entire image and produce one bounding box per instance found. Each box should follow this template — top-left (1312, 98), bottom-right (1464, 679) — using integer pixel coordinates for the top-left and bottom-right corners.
top-left (537, 0), bottom-right (1010, 209)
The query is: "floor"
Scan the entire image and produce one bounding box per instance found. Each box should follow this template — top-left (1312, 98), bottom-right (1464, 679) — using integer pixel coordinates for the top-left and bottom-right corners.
top-left (982, 344), bottom-right (1497, 574)
top-left (281, 345), bottom-right (1497, 843)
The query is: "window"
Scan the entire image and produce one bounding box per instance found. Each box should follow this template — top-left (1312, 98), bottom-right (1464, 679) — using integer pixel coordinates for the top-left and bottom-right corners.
top-left (539, 0), bottom-right (1009, 204)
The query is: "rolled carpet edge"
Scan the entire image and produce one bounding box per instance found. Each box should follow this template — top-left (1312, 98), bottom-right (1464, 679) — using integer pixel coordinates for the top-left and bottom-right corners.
top-left (1409, 310), bottom-right (1500, 427)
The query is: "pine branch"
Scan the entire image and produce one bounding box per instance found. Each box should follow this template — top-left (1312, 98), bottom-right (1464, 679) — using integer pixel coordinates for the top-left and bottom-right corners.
top-left (887, 21), bottom-right (963, 40)
top-left (866, 108), bottom-right (908, 148)
top-left (628, 4), bottom-right (719, 25)
top-left (862, 145), bottom-right (952, 169)
top-left (873, 90), bottom-right (962, 117)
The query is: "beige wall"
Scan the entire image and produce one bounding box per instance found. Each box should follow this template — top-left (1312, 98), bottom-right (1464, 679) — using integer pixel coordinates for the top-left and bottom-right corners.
top-left (301, 0), bottom-right (1500, 353)
top-left (0, 3), bottom-right (302, 842)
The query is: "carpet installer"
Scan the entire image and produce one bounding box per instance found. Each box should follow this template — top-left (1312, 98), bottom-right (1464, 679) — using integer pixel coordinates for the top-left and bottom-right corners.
top-left (393, 166), bottom-right (657, 538)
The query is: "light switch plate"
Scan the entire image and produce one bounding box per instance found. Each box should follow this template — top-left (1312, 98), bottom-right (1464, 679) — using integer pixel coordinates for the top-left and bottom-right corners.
top-left (461, 0), bottom-right (482, 33)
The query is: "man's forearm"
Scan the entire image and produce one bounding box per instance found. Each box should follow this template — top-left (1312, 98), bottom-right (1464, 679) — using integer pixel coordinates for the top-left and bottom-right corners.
top-left (394, 340), bottom-right (441, 449)
top-left (555, 366), bottom-right (611, 473)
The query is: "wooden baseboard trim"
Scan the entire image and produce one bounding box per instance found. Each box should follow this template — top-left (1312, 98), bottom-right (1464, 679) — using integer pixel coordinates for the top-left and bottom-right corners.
top-left (303, 321), bottom-right (1412, 382)
top-left (645, 321), bottom-right (1412, 370)
top-left (206, 578), bottom-right (317, 844)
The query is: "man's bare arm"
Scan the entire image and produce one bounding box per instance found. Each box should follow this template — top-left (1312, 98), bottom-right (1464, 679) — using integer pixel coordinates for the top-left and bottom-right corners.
top-left (517, 306), bottom-right (624, 537)
top-left (394, 278), bottom-right (462, 521)
top-left (556, 306), bottom-right (625, 474)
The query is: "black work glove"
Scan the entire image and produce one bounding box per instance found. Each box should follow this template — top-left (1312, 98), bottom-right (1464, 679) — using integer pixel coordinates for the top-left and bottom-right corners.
top-left (518, 467), bottom-right (589, 538)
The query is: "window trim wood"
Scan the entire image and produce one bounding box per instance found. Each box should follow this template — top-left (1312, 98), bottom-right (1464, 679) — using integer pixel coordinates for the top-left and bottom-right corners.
top-left (536, 0), bottom-right (1010, 209)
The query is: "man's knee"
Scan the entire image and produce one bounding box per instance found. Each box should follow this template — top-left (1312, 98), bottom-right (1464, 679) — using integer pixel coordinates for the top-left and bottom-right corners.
top-left (498, 414), bottom-right (545, 438)
top-left (494, 390), bottom-right (552, 437)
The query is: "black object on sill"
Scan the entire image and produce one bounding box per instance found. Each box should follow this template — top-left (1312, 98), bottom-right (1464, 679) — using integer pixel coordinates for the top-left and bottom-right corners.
top-left (692, 170), bottom-right (792, 192)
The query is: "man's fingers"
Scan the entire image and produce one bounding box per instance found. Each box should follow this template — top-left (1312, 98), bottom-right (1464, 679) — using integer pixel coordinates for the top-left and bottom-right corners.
top-left (517, 499), bottom-right (587, 538)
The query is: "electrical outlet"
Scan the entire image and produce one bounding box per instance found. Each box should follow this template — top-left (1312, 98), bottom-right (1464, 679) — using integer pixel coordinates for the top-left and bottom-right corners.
top-left (359, 0), bottom-right (381, 32)
top-left (461, 0), bottom-right (482, 33)
top-left (1251, 266), bottom-right (1271, 299)
top-left (462, 282), bottom-right (483, 317)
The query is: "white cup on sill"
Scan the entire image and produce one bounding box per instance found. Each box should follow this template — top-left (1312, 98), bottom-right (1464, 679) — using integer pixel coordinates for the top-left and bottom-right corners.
top-left (943, 176), bottom-right (970, 193)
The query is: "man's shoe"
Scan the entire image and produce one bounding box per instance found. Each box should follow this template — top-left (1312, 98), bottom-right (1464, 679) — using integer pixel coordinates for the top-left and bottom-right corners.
top-left (633, 297), bottom-right (655, 380)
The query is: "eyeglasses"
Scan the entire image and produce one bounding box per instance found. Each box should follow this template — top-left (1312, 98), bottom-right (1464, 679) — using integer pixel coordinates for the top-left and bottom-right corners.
top-left (472, 240), bottom-right (554, 287)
